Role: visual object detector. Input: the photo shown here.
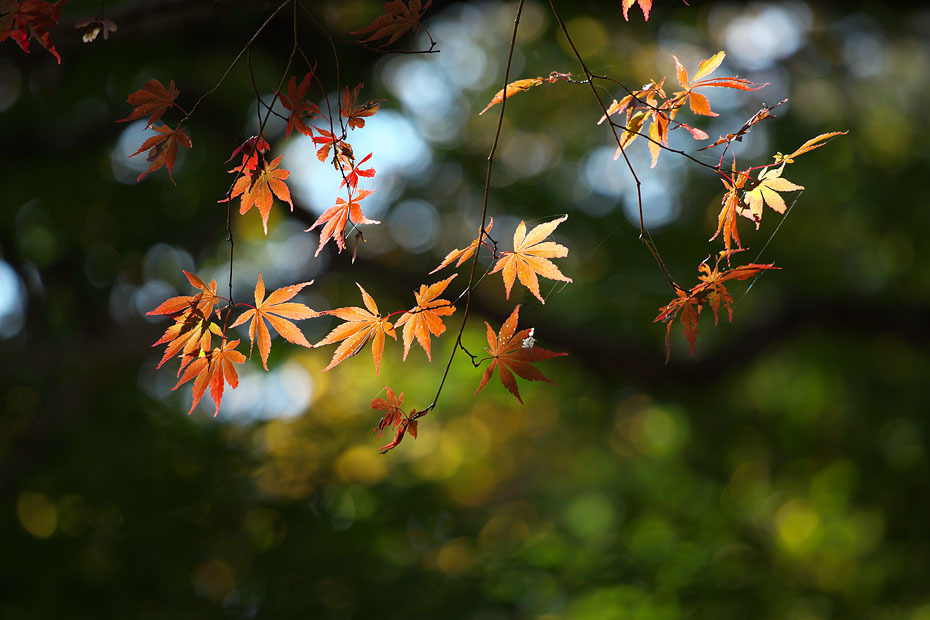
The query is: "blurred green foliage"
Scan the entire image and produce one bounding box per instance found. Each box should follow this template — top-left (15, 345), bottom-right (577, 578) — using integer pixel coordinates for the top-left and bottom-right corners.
top-left (2, 1), bottom-right (930, 618)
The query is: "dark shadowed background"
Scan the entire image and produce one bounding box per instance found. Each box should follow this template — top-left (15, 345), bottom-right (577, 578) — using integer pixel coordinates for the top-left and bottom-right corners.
top-left (2, 0), bottom-right (929, 618)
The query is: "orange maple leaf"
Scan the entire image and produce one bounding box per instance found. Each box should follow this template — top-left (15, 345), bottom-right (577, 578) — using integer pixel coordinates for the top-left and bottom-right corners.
top-left (278, 72), bottom-right (321, 140)
top-left (352, 0), bottom-right (432, 47)
top-left (672, 52), bottom-right (766, 117)
top-left (490, 216), bottom-right (572, 304)
top-left (228, 154), bottom-right (294, 235)
top-left (315, 283), bottom-right (396, 374)
top-left (0, 0), bottom-right (66, 63)
top-left (474, 305), bottom-right (566, 404)
top-left (479, 72), bottom-right (572, 116)
top-left (172, 339), bottom-right (245, 417)
top-left (430, 218), bottom-right (493, 274)
top-left (147, 271), bottom-right (222, 371)
top-left (128, 123), bottom-right (192, 183)
top-left (229, 274), bottom-right (316, 371)
top-left (308, 188), bottom-right (379, 257)
top-left (709, 165), bottom-right (750, 258)
top-left (341, 83), bottom-right (382, 130)
top-left (117, 79), bottom-right (179, 128)
top-left (621, 0), bottom-right (652, 21)
top-left (395, 275), bottom-right (456, 361)
top-left (312, 129), bottom-right (355, 170)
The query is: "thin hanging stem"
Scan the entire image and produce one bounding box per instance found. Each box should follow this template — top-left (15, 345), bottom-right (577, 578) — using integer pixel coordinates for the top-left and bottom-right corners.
top-left (412, 0), bottom-right (526, 421)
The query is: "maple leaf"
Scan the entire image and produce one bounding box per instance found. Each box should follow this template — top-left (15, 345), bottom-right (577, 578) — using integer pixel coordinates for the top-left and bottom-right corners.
top-left (148, 270), bottom-right (221, 321)
top-left (490, 216), bottom-right (572, 304)
top-left (479, 72), bottom-right (572, 115)
top-left (655, 261), bottom-right (778, 361)
top-left (313, 129), bottom-right (355, 170)
top-left (74, 15), bottom-right (116, 43)
top-left (621, 0), bottom-right (652, 21)
top-left (229, 274), bottom-right (316, 371)
top-left (227, 154), bottom-right (294, 235)
top-left (117, 79), bottom-right (179, 128)
top-left (775, 131), bottom-right (848, 165)
top-left (278, 72), bottom-right (321, 140)
top-left (341, 83), bottom-right (382, 130)
top-left (128, 123), bottom-right (192, 183)
top-left (655, 288), bottom-right (700, 361)
top-left (226, 135), bottom-right (270, 172)
top-left (338, 152), bottom-right (375, 192)
top-left (474, 305), bottom-right (566, 404)
top-left (308, 188), bottom-right (379, 257)
top-left (173, 339), bottom-right (245, 417)
top-left (378, 417), bottom-right (417, 454)
top-left (314, 283), bottom-right (396, 374)
top-left (672, 52), bottom-right (766, 118)
top-left (147, 271), bottom-right (223, 370)
top-left (709, 165), bottom-right (750, 258)
top-left (351, 0), bottom-right (432, 47)
top-left (739, 165), bottom-right (804, 229)
top-left (696, 261), bottom-right (778, 325)
top-left (430, 218), bottom-right (493, 274)
top-left (597, 80), bottom-right (671, 166)
top-left (370, 386), bottom-right (405, 438)
top-left (0, 0), bottom-right (67, 63)
top-left (395, 274), bottom-right (457, 361)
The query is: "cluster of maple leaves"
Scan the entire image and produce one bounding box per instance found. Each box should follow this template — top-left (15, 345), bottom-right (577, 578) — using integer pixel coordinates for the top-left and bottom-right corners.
top-left (3, 0), bottom-right (845, 453)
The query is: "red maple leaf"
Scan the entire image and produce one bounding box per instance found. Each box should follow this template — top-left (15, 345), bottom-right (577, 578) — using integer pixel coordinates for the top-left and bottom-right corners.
top-left (117, 79), bottom-right (179, 128)
top-left (474, 305), bottom-right (566, 404)
top-left (378, 417), bottom-right (417, 454)
top-left (128, 124), bottom-right (192, 183)
top-left (0, 0), bottom-right (67, 63)
top-left (351, 0), bottom-right (432, 47)
top-left (341, 83), bottom-right (382, 130)
top-left (308, 188), bottom-right (379, 257)
top-left (338, 152), bottom-right (375, 192)
top-left (229, 274), bottom-right (316, 370)
top-left (278, 72), bottom-right (321, 140)
top-left (655, 260), bottom-right (779, 361)
top-left (370, 386), bottom-right (405, 438)
top-left (226, 135), bottom-right (270, 172)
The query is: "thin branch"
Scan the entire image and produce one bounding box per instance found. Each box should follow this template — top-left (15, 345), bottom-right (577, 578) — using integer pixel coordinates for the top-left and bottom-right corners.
top-left (413, 0), bottom-right (527, 420)
top-left (547, 0), bottom-right (679, 292)
top-left (179, 0), bottom-right (291, 125)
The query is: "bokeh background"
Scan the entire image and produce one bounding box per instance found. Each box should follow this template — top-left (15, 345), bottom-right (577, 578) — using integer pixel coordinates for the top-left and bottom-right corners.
top-left (3, 0), bottom-right (930, 618)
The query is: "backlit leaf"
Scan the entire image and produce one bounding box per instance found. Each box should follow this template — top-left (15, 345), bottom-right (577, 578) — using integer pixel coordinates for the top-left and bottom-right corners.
top-left (490, 216), bottom-right (572, 304)
top-left (229, 274), bottom-right (316, 370)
